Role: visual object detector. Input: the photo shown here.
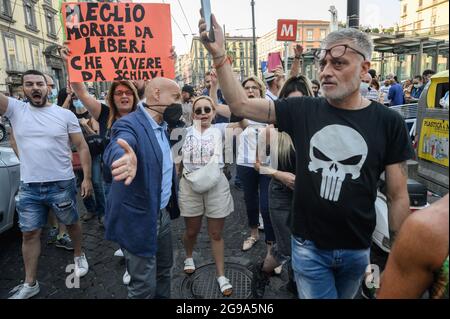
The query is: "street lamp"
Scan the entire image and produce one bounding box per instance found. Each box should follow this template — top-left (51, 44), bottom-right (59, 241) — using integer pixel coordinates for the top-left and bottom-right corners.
top-left (251, 0), bottom-right (258, 75)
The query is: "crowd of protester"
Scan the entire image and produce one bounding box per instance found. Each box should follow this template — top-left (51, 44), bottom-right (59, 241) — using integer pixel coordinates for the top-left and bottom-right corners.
top-left (0, 11), bottom-right (447, 301)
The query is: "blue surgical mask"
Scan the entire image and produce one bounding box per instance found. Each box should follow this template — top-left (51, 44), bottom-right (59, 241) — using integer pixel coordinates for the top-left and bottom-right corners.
top-left (360, 82), bottom-right (370, 90)
top-left (48, 88), bottom-right (58, 103)
top-left (73, 99), bottom-right (84, 109)
top-left (360, 83), bottom-right (370, 95)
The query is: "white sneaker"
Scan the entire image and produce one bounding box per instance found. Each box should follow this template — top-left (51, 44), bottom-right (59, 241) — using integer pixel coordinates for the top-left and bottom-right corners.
top-left (74, 253), bottom-right (89, 277)
top-left (8, 281), bottom-right (40, 299)
top-left (258, 214), bottom-right (264, 231)
top-left (123, 270), bottom-right (130, 285)
top-left (114, 249), bottom-right (124, 257)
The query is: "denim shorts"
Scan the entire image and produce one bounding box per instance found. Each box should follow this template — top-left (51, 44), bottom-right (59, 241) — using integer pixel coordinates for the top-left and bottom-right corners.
top-left (16, 179), bottom-right (79, 232)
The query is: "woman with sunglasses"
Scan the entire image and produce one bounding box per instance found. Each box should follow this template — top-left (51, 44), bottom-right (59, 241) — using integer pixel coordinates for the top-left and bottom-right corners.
top-left (179, 96), bottom-right (247, 297)
top-left (253, 75), bottom-right (314, 297)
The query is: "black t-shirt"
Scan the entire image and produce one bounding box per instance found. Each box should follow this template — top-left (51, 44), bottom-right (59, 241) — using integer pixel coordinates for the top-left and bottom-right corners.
top-left (97, 103), bottom-right (113, 183)
top-left (275, 97), bottom-right (414, 250)
top-left (97, 103), bottom-right (110, 138)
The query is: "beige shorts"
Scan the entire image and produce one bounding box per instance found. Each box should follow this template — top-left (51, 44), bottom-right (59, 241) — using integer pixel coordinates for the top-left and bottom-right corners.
top-left (179, 173), bottom-right (234, 219)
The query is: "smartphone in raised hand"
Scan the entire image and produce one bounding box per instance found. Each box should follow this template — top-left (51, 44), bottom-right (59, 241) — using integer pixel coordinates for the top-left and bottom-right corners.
top-left (200, 0), bottom-right (215, 42)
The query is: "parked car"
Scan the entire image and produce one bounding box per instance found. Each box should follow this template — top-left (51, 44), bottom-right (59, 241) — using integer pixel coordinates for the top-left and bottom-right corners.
top-left (0, 116), bottom-right (9, 143)
top-left (0, 146), bottom-right (20, 234)
top-left (0, 122), bottom-right (5, 143)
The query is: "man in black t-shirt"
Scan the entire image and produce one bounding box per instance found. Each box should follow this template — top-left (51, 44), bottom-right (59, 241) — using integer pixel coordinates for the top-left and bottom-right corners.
top-left (198, 15), bottom-right (414, 299)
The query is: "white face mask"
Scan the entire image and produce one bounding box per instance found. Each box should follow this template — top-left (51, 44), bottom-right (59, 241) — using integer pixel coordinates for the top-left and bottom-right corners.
top-left (48, 88), bottom-right (58, 103)
top-left (360, 82), bottom-right (370, 92)
top-left (73, 99), bottom-right (84, 109)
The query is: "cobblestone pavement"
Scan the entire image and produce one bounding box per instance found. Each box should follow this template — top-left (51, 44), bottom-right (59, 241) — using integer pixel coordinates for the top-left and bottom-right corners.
top-left (0, 147), bottom-right (389, 299)
top-left (0, 173), bottom-right (302, 299)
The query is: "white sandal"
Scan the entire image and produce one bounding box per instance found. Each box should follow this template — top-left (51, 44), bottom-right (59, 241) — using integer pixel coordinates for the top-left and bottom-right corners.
top-left (184, 258), bottom-right (196, 274)
top-left (217, 276), bottom-right (233, 297)
top-left (242, 236), bottom-right (259, 251)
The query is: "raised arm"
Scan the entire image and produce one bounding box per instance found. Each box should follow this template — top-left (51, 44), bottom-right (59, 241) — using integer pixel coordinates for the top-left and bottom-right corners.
top-left (60, 45), bottom-right (102, 119)
top-left (209, 69), bottom-right (220, 105)
top-left (71, 83), bottom-right (102, 120)
top-left (289, 44), bottom-right (304, 78)
top-left (199, 15), bottom-right (276, 124)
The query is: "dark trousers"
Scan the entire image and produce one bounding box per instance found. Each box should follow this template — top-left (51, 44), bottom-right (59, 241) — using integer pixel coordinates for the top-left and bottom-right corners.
top-left (237, 165), bottom-right (275, 242)
top-left (122, 209), bottom-right (173, 299)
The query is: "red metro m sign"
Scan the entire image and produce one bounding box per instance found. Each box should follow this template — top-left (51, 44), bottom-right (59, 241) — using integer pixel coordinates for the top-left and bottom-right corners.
top-left (276, 19), bottom-right (298, 42)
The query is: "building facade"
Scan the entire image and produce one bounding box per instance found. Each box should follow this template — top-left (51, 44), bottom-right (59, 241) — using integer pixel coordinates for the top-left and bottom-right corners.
top-left (0, 0), bottom-right (65, 96)
top-left (399, 0), bottom-right (449, 41)
top-left (190, 35), bottom-right (256, 87)
top-left (371, 0), bottom-right (449, 80)
top-left (257, 20), bottom-right (330, 79)
top-left (175, 53), bottom-right (192, 87)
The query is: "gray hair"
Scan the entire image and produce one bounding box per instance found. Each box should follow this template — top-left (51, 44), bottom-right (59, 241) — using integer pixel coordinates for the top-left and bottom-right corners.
top-left (322, 28), bottom-right (373, 61)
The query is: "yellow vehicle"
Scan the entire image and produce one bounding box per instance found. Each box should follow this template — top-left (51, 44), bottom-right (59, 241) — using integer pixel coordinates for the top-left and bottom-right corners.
top-left (415, 71), bottom-right (449, 195)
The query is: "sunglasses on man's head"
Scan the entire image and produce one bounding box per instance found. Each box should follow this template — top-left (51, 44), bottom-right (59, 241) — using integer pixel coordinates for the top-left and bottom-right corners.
top-left (194, 106), bottom-right (213, 115)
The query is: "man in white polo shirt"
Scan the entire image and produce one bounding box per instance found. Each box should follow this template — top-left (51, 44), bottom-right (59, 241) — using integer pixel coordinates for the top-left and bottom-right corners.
top-left (0, 70), bottom-right (93, 299)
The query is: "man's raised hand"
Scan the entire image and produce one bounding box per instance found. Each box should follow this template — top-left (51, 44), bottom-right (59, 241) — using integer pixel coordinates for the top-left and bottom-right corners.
top-left (111, 139), bottom-right (137, 186)
top-left (198, 14), bottom-right (225, 58)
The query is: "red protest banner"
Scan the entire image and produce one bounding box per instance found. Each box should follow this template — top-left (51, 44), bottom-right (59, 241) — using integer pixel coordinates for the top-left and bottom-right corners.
top-left (62, 2), bottom-right (174, 82)
top-left (277, 19), bottom-right (298, 42)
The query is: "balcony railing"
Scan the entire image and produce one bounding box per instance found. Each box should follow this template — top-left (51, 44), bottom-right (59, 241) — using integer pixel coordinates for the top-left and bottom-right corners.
top-left (5, 62), bottom-right (51, 74)
top-left (397, 24), bottom-right (449, 38)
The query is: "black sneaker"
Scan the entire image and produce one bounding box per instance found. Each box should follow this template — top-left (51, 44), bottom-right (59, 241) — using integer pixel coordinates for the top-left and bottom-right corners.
top-left (55, 234), bottom-right (74, 251)
top-left (361, 280), bottom-right (377, 299)
top-left (47, 227), bottom-right (58, 245)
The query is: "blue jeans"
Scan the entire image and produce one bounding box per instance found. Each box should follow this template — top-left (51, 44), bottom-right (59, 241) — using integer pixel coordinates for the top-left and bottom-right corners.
top-left (291, 236), bottom-right (370, 299)
top-left (237, 165), bottom-right (275, 242)
top-left (82, 154), bottom-right (105, 217)
top-left (122, 209), bottom-right (173, 299)
top-left (16, 179), bottom-right (79, 232)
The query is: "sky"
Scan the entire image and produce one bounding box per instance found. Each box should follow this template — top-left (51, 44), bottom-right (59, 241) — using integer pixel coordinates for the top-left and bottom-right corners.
top-left (138, 0), bottom-right (401, 55)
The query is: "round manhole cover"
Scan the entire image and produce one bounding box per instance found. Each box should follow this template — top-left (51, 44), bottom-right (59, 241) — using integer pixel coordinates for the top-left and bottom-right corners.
top-left (181, 263), bottom-right (253, 299)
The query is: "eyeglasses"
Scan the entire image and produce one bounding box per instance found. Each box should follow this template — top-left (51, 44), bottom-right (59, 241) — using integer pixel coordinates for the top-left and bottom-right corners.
top-left (114, 90), bottom-right (134, 97)
top-left (314, 44), bottom-right (366, 61)
top-left (244, 86), bottom-right (259, 91)
top-left (194, 106), bottom-right (213, 115)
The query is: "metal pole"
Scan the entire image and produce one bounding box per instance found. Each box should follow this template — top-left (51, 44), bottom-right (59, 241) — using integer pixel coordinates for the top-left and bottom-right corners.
top-left (251, 0), bottom-right (258, 75)
top-left (417, 40), bottom-right (424, 75)
top-left (432, 43), bottom-right (439, 72)
top-left (347, 0), bottom-right (360, 29)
